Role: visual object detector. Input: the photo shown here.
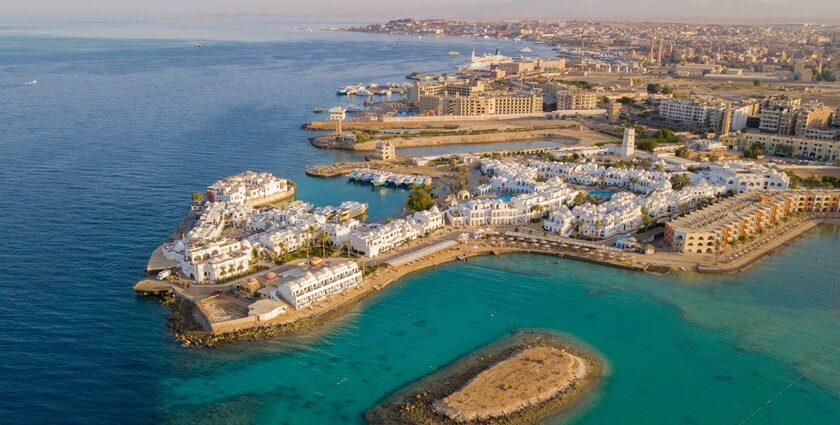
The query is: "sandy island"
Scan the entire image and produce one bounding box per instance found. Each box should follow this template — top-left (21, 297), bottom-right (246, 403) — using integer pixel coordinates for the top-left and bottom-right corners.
top-left (365, 330), bottom-right (603, 425)
top-left (434, 346), bottom-right (589, 422)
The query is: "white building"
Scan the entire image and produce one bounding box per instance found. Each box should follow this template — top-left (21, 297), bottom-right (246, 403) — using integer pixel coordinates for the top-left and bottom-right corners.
top-left (572, 192), bottom-right (643, 239)
top-left (207, 171), bottom-right (291, 205)
top-left (543, 206), bottom-right (575, 236)
top-left (271, 260), bottom-right (362, 309)
top-left (703, 161), bottom-right (790, 193)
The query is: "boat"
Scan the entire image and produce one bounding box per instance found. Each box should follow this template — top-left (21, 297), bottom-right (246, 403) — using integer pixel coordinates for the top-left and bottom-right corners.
top-left (520, 47), bottom-right (533, 53)
top-left (23, 80), bottom-right (38, 85)
top-left (312, 107), bottom-right (324, 113)
top-left (193, 42), bottom-right (203, 48)
top-left (371, 175), bottom-right (388, 186)
top-left (360, 173), bottom-right (373, 182)
top-left (374, 89), bottom-right (392, 96)
top-left (414, 176), bottom-right (426, 185)
top-left (336, 88), bottom-right (350, 96)
top-left (347, 170), bottom-right (359, 179)
top-left (356, 89), bottom-right (373, 96)
top-left (335, 201), bottom-right (368, 221)
top-left (448, 51), bottom-right (460, 56)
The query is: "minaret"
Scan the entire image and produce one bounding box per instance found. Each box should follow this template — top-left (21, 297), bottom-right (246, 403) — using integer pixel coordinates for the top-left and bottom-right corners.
top-left (620, 127), bottom-right (635, 157)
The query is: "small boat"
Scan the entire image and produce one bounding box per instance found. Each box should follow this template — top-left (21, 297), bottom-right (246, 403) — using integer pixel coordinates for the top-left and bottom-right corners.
top-left (448, 51), bottom-right (460, 56)
top-left (193, 42), bottom-right (203, 48)
top-left (356, 89), bottom-right (373, 96)
top-left (520, 47), bottom-right (533, 53)
top-left (360, 173), bottom-right (373, 182)
top-left (23, 80), bottom-right (38, 85)
top-left (414, 176), bottom-right (426, 185)
top-left (312, 107), bottom-right (324, 113)
top-left (347, 170), bottom-right (358, 179)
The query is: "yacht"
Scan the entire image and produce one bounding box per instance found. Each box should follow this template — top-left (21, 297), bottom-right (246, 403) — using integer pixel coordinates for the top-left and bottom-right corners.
top-left (371, 174), bottom-right (388, 186)
top-left (193, 42), bottom-right (203, 48)
top-left (335, 201), bottom-right (368, 221)
top-left (356, 89), bottom-right (373, 96)
top-left (519, 47), bottom-right (533, 53)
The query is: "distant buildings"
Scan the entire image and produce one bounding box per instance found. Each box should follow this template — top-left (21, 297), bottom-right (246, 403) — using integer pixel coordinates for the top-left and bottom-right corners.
top-left (725, 133), bottom-right (840, 161)
top-left (658, 98), bottom-right (758, 132)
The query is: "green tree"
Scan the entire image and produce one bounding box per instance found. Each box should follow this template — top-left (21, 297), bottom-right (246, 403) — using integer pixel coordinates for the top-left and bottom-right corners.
top-left (675, 146), bottom-right (691, 158)
top-left (574, 191), bottom-right (586, 205)
top-left (192, 192), bottom-right (204, 205)
top-left (406, 184), bottom-right (435, 212)
top-left (670, 173), bottom-right (691, 190)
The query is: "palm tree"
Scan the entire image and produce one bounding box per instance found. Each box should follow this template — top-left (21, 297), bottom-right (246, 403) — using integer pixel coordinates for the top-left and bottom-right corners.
top-left (306, 225), bottom-right (317, 256)
top-left (318, 232), bottom-right (330, 258)
top-left (342, 240), bottom-right (352, 257)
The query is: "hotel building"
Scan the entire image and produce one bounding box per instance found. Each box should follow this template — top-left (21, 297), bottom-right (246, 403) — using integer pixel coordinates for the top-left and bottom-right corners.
top-left (665, 190), bottom-right (840, 253)
top-left (271, 259), bottom-right (362, 309)
top-left (207, 171), bottom-right (292, 206)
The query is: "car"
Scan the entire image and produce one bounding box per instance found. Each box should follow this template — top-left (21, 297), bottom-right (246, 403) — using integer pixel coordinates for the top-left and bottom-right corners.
top-left (212, 289), bottom-right (224, 295)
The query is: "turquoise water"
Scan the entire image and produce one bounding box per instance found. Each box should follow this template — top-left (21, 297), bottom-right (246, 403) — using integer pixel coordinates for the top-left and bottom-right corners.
top-left (157, 226), bottom-right (840, 424)
top-left (1, 20), bottom-right (839, 424)
top-left (588, 190), bottom-right (614, 200)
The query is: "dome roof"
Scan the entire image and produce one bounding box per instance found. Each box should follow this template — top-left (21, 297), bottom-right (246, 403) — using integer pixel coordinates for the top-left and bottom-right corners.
top-left (265, 272), bottom-right (277, 280)
top-left (247, 277), bottom-right (258, 284)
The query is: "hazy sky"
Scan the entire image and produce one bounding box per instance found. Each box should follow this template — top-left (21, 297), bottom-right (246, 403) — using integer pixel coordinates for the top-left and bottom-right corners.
top-left (3, 0), bottom-right (840, 24)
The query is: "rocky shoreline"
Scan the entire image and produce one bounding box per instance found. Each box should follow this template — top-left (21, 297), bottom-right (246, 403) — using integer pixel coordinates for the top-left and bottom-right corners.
top-left (365, 330), bottom-right (603, 425)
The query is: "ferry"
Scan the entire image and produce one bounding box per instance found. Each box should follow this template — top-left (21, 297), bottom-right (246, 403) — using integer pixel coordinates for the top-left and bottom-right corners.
top-left (461, 48), bottom-right (512, 71)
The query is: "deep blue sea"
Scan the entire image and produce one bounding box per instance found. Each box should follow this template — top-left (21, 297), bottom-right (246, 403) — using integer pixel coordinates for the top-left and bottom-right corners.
top-left (1, 19), bottom-right (839, 425)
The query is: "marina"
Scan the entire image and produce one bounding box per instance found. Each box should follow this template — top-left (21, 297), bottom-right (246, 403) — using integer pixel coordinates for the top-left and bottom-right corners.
top-left (347, 168), bottom-right (432, 187)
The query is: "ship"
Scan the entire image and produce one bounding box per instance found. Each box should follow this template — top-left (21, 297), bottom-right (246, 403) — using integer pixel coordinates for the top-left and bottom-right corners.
top-left (448, 50), bottom-right (460, 56)
top-left (461, 49), bottom-right (512, 71)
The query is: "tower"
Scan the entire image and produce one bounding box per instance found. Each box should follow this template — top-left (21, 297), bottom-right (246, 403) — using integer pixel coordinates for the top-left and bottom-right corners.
top-left (620, 127), bottom-right (635, 157)
top-left (720, 107), bottom-right (732, 136)
top-left (606, 101), bottom-right (621, 124)
top-left (329, 106), bottom-right (346, 135)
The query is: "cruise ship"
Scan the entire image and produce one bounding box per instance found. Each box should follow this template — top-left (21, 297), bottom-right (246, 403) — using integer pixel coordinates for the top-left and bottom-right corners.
top-left (462, 49), bottom-right (512, 71)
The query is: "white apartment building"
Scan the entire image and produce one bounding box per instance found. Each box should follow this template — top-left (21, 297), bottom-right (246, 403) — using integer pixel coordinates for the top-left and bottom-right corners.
top-left (543, 206), bottom-right (575, 236)
top-left (349, 219), bottom-right (420, 258)
top-left (207, 171), bottom-right (291, 205)
top-left (179, 239), bottom-right (253, 283)
top-left (272, 260), bottom-right (362, 309)
top-left (445, 199), bottom-right (525, 227)
top-left (406, 206), bottom-right (444, 234)
top-left (703, 161), bottom-right (789, 193)
top-left (572, 192), bottom-right (643, 239)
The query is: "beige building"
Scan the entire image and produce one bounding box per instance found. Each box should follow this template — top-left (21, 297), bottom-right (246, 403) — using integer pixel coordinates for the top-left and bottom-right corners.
top-left (759, 102), bottom-right (834, 138)
top-left (665, 190), bottom-right (840, 253)
top-left (542, 83), bottom-right (597, 110)
top-left (419, 93), bottom-right (542, 116)
top-left (726, 133), bottom-right (840, 161)
top-left (375, 141), bottom-right (395, 160)
top-left (409, 79), bottom-right (485, 102)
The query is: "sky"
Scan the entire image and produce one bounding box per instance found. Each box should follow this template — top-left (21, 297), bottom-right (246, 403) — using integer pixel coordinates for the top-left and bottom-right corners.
top-left (2, 0), bottom-right (840, 24)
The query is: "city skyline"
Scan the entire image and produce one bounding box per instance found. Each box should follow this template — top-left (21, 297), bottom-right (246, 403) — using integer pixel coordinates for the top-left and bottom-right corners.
top-left (2, 0), bottom-right (840, 25)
